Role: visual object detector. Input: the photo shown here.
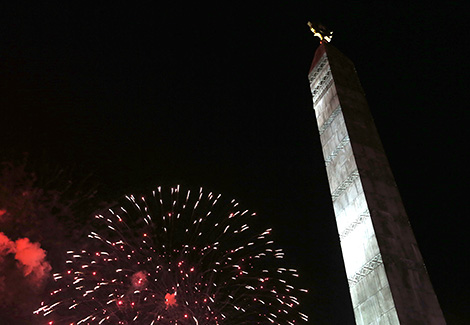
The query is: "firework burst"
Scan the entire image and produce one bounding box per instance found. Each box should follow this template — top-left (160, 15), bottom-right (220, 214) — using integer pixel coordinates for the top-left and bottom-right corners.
top-left (35, 186), bottom-right (308, 324)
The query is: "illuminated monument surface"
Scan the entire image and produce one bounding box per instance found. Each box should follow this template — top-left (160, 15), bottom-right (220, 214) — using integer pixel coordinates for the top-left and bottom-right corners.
top-left (308, 23), bottom-right (446, 324)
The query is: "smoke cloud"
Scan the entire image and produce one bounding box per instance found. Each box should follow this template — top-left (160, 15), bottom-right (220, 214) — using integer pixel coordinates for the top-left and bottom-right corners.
top-left (0, 232), bottom-right (52, 287)
top-left (0, 231), bottom-right (52, 323)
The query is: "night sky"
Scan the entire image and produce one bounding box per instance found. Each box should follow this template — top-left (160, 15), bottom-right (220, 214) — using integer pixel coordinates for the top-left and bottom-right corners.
top-left (1, 2), bottom-right (469, 324)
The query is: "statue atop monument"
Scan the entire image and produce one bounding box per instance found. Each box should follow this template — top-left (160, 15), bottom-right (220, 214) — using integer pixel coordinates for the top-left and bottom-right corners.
top-left (307, 21), bottom-right (333, 43)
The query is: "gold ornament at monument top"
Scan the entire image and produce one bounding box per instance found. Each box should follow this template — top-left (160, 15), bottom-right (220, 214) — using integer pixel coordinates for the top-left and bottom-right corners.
top-left (307, 21), bottom-right (333, 43)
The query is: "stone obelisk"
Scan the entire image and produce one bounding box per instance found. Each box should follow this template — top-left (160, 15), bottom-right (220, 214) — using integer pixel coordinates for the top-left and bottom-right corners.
top-left (307, 23), bottom-right (445, 324)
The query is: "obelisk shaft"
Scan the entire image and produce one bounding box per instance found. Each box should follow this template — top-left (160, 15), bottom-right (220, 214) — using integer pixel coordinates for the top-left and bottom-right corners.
top-left (309, 43), bottom-right (445, 324)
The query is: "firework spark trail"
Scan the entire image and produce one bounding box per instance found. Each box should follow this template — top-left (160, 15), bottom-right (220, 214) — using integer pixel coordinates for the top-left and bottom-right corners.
top-left (35, 186), bottom-right (309, 324)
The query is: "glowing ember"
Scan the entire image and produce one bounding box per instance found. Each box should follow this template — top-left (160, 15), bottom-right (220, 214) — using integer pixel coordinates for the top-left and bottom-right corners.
top-left (165, 292), bottom-right (178, 308)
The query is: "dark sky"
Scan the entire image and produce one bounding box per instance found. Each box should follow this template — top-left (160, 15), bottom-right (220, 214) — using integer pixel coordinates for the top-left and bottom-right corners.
top-left (1, 2), bottom-right (469, 324)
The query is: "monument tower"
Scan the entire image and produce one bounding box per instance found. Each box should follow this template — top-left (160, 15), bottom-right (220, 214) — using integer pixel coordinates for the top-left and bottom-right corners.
top-left (307, 23), bottom-right (445, 324)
